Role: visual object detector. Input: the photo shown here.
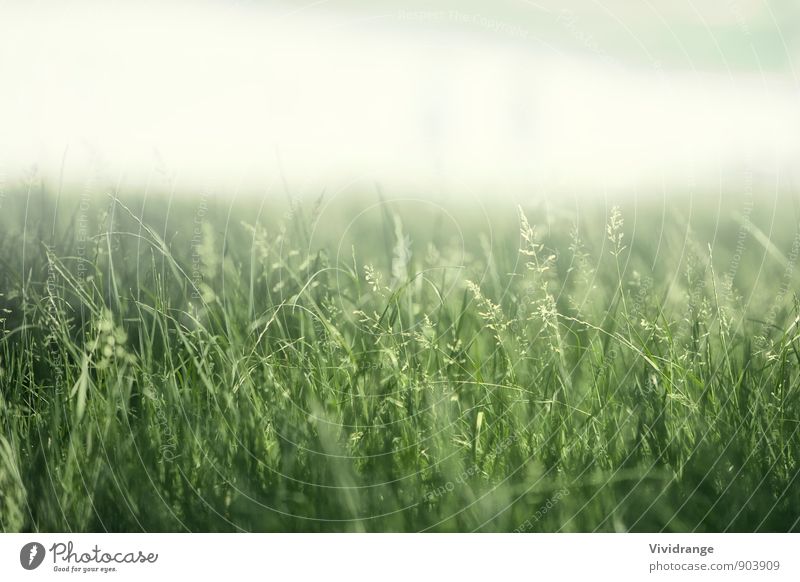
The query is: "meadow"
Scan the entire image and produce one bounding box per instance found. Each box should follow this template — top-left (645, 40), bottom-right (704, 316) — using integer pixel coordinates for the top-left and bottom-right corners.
top-left (0, 186), bottom-right (798, 532)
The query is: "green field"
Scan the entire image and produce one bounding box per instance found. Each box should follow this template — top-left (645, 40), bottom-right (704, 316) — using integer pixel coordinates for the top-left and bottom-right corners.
top-left (0, 188), bottom-right (798, 532)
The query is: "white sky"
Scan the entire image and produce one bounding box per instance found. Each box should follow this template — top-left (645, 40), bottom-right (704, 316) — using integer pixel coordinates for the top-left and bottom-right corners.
top-left (1, 1), bottom-right (798, 197)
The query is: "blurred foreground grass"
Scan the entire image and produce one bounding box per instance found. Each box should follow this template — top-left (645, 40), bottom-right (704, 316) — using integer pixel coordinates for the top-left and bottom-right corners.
top-left (0, 188), bottom-right (798, 532)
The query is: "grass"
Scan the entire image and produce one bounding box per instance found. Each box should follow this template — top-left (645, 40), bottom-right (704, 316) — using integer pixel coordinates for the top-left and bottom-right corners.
top-left (0, 187), bottom-right (798, 532)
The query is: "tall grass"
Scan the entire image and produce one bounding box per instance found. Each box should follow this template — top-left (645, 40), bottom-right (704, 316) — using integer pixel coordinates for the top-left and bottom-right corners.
top-left (0, 189), bottom-right (798, 532)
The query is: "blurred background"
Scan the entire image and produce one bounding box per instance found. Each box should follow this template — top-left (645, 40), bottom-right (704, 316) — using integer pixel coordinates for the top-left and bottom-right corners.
top-left (2, 1), bottom-right (800, 535)
top-left (0, 0), bottom-right (798, 200)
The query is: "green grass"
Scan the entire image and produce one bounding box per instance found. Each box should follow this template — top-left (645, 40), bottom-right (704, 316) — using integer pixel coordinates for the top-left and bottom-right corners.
top-left (0, 188), bottom-right (798, 532)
